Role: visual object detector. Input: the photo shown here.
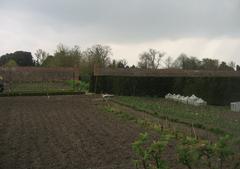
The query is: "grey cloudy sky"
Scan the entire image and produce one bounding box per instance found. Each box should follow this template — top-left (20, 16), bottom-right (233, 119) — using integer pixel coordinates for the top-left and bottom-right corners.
top-left (0, 0), bottom-right (240, 65)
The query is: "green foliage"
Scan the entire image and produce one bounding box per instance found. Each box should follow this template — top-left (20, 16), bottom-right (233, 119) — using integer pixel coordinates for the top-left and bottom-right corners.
top-left (104, 106), bottom-right (137, 122)
top-left (115, 96), bottom-right (240, 138)
top-left (66, 80), bottom-right (89, 92)
top-left (94, 75), bottom-right (240, 106)
top-left (41, 44), bottom-right (82, 67)
top-left (4, 59), bottom-right (18, 67)
top-left (132, 132), bottom-right (171, 169)
top-left (148, 135), bottom-right (172, 169)
top-left (41, 55), bottom-right (56, 67)
top-left (131, 132), bottom-right (239, 169)
top-left (0, 51), bottom-right (34, 66)
top-left (176, 135), bottom-right (237, 169)
top-left (104, 103), bottom-right (240, 169)
top-left (215, 135), bottom-right (234, 169)
top-left (129, 133), bottom-right (240, 169)
top-left (132, 133), bottom-right (150, 169)
top-left (197, 141), bottom-right (216, 169)
top-left (177, 137), bottom-right (200, 169)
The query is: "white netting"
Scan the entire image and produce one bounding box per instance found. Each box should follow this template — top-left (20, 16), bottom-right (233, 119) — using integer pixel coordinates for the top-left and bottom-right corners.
top-left (165, 93), bottom-right (207, 106)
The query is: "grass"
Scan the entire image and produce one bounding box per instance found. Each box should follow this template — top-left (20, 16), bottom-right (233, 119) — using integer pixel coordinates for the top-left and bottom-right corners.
top-left (114, 96), bottom-right (240, 138)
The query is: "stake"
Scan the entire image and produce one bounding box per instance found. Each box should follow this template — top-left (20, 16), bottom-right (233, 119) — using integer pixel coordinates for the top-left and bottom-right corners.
top-left (192, 123), bottom-right (197, 139)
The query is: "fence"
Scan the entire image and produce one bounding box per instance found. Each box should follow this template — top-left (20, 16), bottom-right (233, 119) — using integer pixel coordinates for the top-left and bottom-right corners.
top-left (91, 67), bottom-right (240, 105)
top-left (0, 67), bottom-right (80, 95)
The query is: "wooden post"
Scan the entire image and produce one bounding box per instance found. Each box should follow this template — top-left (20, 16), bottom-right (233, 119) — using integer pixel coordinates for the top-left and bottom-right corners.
top-left (73, 71), bottom-right (76, 91)
top-left (93, 64), bottom-right (99, 94)
top-left (94, 76), bottom-right (98, 93)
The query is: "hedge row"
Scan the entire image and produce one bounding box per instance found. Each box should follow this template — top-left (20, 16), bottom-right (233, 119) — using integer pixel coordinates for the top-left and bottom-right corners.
top-left (0, 91), bottom-right (85, 97)
top-left (90, 76), bottom-right (240, 105)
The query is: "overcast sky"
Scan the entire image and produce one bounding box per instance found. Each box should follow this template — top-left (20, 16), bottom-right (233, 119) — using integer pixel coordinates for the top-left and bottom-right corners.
top-left (0, 0), bottom-right (240, 65)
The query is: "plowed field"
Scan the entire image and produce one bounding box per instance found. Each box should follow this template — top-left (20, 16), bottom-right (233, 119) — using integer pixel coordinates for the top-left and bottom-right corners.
top-left (0, 95), bottom-right (142, 169)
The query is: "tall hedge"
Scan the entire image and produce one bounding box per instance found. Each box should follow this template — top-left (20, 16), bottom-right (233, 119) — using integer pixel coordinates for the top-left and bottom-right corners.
top-left (91, 76), bottom-right (240, 105)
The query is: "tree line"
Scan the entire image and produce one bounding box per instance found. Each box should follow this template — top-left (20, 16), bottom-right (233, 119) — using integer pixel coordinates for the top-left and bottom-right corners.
top-left (137, 49), bottom-right (238, 71)
top-left (0, 44), bottom-right (239, 72)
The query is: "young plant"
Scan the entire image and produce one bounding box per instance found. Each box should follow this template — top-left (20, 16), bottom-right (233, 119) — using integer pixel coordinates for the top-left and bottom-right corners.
top-left (132, 133), bottom-right (150, 169)
top-left (148, 134), bottom-right (172, 169)
top-left (197, 141), bottom-right (216, 169)
top-left (177, 136), bottom-right (200, 169)
top-left (132, 133), bottom-right (172, 169)
top-left (214, 135), bottom-right (234, 169)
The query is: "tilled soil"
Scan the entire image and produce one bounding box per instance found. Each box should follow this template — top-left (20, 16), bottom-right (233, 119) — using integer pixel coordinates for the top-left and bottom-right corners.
top-left (0, 95), bottom-right (144, 169)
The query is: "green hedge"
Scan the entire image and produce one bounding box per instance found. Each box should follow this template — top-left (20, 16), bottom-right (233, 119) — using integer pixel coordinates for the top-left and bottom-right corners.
top-left (90, 76), bottom-right (240, 105)
top-left (0, 91), bottom-right (85, 97)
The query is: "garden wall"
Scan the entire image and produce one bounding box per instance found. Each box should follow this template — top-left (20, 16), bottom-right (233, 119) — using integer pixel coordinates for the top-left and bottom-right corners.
top-left (0, 67), bottom-right (79, 82)
top-left (0, 67), bottom-right (80, 94)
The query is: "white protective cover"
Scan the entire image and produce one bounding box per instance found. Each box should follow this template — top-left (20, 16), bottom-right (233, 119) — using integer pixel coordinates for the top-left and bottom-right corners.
top-left (165, 93), bottom-right (207, 106)
top-left (230, 102), bottom-right (240, 112)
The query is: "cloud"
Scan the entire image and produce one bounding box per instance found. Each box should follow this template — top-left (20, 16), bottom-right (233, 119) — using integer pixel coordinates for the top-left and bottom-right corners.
top-left (1, 0), bottom-right (240, 42)
top-left (0, 0), bottom-right (239, 64)
top-left (111, 37), bottom-right (240, 65)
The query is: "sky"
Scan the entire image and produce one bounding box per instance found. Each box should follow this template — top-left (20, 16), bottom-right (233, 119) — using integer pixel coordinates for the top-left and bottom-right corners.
top-left (0, 0), bottom-right (240, 65)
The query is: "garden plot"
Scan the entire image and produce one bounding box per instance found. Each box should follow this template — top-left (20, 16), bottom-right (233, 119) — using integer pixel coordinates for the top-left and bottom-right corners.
top-left (0, 95), bottom-right (142, 169)
top-left (1, 95), bottom-right (239, 169)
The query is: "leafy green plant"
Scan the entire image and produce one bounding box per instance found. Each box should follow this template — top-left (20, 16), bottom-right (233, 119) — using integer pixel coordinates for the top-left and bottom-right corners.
top-left (197, 141), bottom-right (216, 169)
top-left (132, 133), bottom-right (172, 169)
top-left (148, 134), bottom-right (172, 169)
top-left (132, 133), bottom-right (150, 169)
top-left (215, 135), bottom-right (234, 169)
top-left (104, 104), bottom-right (239, 169)
top-left (177, 137), bottom-right (200, 169)
top-left (179, 135), bottom-right (238, 169)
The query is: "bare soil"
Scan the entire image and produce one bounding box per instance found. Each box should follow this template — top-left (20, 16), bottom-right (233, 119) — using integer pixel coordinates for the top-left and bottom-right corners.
top-left (0, 95), bottom-right (144, 169)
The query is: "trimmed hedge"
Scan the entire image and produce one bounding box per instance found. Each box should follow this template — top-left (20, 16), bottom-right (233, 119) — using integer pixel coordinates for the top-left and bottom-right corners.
top-left (0, 91), bottom-right (85, 97)
top-left (91, 76), bottom-right (240, 105)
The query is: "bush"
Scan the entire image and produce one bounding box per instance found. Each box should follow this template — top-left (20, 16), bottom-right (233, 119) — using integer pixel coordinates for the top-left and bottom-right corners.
top-left (66, 80), bottom-right (89, 92)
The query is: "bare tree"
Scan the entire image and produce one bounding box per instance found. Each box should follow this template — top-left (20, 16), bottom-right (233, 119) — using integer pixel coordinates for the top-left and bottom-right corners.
top-left (172, 53), bottom-right (188, 69)
top-left (228, 61), bottom-right (236, 70)
top-left (164, 56), bottom-right (173, 68)
top-left (85, 44), bottom-right (111, 68)
top-left (117, 59), bottom-right (128, 68)
top-left (173, 54), bottom-right (201, 70)
top-left (219, 61), bottom-right (234, 71)
top-left (69, 45), bottom-right (82, 67)
top-left (35, 49), bottom-right (48, 66)
top-left (200, 58), bottom-right (219, 70)
top-left (138, 49), bottom-right (165, 69)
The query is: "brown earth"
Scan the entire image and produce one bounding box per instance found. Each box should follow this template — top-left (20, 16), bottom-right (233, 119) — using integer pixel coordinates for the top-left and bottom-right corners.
top-left (0, 95), bottom-right (145, 169)
top-left (2, 95), bottom-right (234, 169)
